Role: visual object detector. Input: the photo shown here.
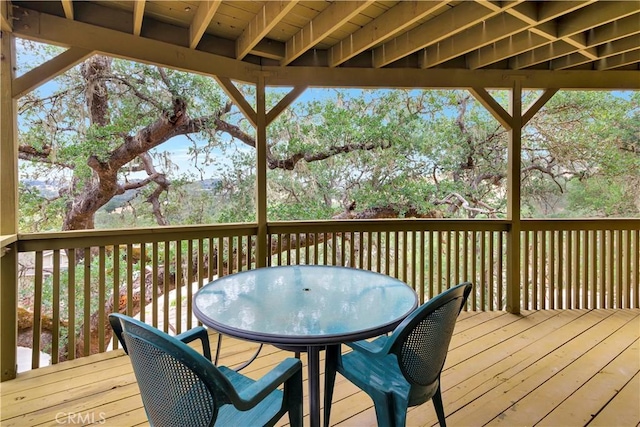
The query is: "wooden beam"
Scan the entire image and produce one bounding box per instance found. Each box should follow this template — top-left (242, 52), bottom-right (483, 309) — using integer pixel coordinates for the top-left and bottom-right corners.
top-left (1, 0), bottom-right (11, 32)
top-left (0, 31), bottom-right (18, 382)
top-left (373, 1), bottom-right (500, 68)
top-left (61, 0), bottom-right (74, 20)
top-left (511, 10), bottom-right (640, 69)
top-left (282, 1), bottom-right (376, 66)
top-left (189, 0), bottom-right (222, 49)
top-left (597, 49), bottom-right (640, 70)
top-left (215, 77), bottom-right (257, 128)
top-left (266, 85), bottom-right (307, 125)
top-left (421, 14), bottom-right (532, 68)
top-left (13, 7), bottom-right (260, 83)
top-left (522, 88), bottom-right (558, 126)
top-left (468, 87), bottom-right (513, 130)
top-left (455, 1), bottom-right (601, 69)
top-left (132, 0), bottom-right (145, 36)
top-left (328, 0), bottom-right (450, 67)
top-left (255, 75), bottom-right (267, 268)
top-left (237, 1), bottom-right (297, 60)
top-left (12, 47), bottom-right (93, 98)
top-left (506, 79), bottom-right (523, 315)
top-left (467, 32), bottom-right (551, 70)
top-left (262, 66), bottom-right (640, 90)
top-left (250, 39), bottom-right (285, 61)
top-left (598, 36), bottom-right (640, 60)
top-left (558, 1), bottom-right (640, 39)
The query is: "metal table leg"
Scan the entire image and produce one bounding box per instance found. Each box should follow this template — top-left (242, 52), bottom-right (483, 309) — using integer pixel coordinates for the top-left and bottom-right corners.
top-left (307, 345), bottom-right (321, 427)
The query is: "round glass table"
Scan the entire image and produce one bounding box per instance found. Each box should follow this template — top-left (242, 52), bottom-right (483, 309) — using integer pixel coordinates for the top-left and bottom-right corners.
top-left (193, 265), bottom-right (418, 427)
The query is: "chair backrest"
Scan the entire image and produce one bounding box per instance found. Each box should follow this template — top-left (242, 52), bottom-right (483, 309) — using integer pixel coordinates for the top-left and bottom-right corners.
top-left (110, 313), bottom-right (236, 427)
top-left (389, 282), bottom-right (472, 387)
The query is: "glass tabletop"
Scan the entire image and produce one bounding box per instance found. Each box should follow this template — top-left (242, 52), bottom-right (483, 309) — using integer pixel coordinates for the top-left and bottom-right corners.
top-left (193, 265), bottom-right (418, 346)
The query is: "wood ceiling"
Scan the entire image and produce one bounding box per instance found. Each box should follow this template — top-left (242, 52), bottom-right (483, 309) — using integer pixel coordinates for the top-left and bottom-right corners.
top-left (4, 1), bottom-right (640, 88)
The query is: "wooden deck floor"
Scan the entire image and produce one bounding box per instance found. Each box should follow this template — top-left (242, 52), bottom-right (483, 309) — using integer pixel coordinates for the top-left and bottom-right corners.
top-left (2, 309), bottom-right (638, 427)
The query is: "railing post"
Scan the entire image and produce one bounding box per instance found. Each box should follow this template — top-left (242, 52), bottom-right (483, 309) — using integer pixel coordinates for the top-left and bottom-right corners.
top-left (0, 29), bottom-right (19, 381)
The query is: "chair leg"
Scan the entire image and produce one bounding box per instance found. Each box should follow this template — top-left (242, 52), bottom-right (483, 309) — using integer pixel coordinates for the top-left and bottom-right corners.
top-left (370, 391), bottom-right (396, 427)
top-left (432, 383), bottom-right (447, 427)
top-left (323, 345), bottom-right (339, 427)
top-left (391, 393), bottom-right (410, 427)
top-left (286, 368), bottom-right (304, 427)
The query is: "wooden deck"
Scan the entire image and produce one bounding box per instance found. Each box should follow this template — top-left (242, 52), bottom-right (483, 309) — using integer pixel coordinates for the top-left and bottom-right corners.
top-left (2, 309), bottom-right (638, 427)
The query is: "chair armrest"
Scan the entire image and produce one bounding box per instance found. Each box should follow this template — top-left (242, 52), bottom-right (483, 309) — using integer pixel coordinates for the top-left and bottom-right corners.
top-left (234, 358), bottom-right (302, 410)
top-left (346, 335), bottom-right (389, 357)
top-left (176, 326), bottom-right (212, 361)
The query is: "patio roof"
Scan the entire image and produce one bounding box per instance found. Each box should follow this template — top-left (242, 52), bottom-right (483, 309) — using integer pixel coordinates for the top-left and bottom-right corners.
top-left (4, 1), bottom-right (640, 89)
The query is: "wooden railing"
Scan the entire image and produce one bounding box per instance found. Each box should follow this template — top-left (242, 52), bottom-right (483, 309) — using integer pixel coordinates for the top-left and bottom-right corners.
top-left (267, 220), bottom-right (509, 310)
top-left (9, 218), bottom-right (640, 369)
top-left (16, 224), bottom-right (259, 368)
top-left (522, 219), bottom-right (640, 310)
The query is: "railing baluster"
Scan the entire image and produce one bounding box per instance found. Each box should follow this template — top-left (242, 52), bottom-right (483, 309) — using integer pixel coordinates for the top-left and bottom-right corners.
top-left (176, 240), bottom-right (183, 334)
top-left (152, 242), bottom-right (159, 328)
top-left (52, 250), bottom-right (61, 364)
top-left (83, 247), bottom-right (91, 356)
top-left (139, 244), bottom-right (146, 324)
top-left (187, 239), bottom-right (194, 330)
top-left (68, 248), bottom-right (76, 360)
top-left (32, 251), bottom-right (43, 369)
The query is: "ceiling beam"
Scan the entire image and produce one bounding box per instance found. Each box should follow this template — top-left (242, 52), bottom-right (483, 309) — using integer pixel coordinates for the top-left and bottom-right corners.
top-left (328, 0), bottom-right (451, 67)
top-left (13, 47), bottom-right (93, 98)
top-left (262, 66), bottom-right (640, 90)
top-left (596, 49), bottom-right (640, 70)
top-left (373, 1), bottom-right (503, 68)
top-left (427, 1), bottom-right (595, 69)
top-left (189, 0), bottom-right (222, 49)
top-left (61, 0), bottom-right (74, 20)
top-left (250, 39), bottom-right (285, 60)
top-left (132, 0), bottom-right (145, 36)
top-left (598, 35), bottom-right (640, 59)
top-left (13, 6), bottom-right (260, 83)
top-left (237, 1), bottom-right (298, 60)
top-left (511, 13), bottom-right (640, 69)
top-left (422, 13), bottom-right (529, 68)
top-left (281, 1), bottom-right (376, 66)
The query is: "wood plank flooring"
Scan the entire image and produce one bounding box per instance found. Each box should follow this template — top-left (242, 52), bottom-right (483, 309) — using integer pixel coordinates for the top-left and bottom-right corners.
top-left (2, 309), bottom-right (638, 427)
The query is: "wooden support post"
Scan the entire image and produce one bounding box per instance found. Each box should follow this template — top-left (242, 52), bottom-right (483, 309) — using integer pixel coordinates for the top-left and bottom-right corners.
top-left (255, 74), bottom-right (268, 267)
top-left (0, 30), bottom-right (19, 381)
top-left (506, 79), bottom-right (523, 314)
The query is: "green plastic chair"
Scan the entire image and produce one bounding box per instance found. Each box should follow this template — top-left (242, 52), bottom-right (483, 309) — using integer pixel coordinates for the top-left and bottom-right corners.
top-left (324, 282), bottom-right (472, 427)
top-left (109, 313), bottom-right (303, 427)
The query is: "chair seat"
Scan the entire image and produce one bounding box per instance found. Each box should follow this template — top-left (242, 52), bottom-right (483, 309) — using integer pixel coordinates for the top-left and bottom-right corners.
top-left (216, 366), bottom-right (285, 426)
top-left (340, 339), bottom-right (438, 407)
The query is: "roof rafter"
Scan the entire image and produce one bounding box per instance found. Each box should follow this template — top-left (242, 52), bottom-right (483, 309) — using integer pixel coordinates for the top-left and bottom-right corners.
top-left (237, 1), bottom-right (298, 60)
top-left (61, 0), bottom-right (73, 20)
top-left (372, 1), bottom-right (510, 68)
top-left (328, 0), bottom-right (451, 67)
top-left (429, 1), bottom-right (596, 69)
top-left (596, 49), bottom-right (640, 70)
top-left (189, 0), bottom-right (222, 49)
top-left (510, 3), bottom-right (640, 70)
top-left (282, 0), bottom-right (376, 66)
top-left (132, 0), bottom-right (145, 36)
top-left (467, 1), bottom-right (598, 69)
top-left (510, 12), bottom-right (640, 69)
